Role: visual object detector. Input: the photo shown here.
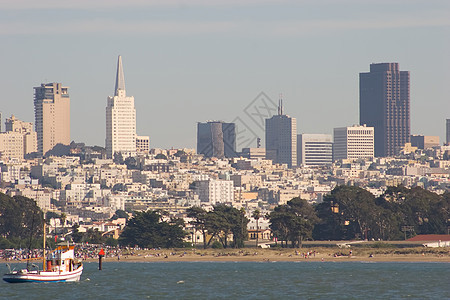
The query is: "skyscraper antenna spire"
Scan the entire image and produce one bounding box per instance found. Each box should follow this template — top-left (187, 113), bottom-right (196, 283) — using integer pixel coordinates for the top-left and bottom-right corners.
top-left (115, 55), bottom-right (126, 96)
top-left (278, 93), bottom-right (283, 115)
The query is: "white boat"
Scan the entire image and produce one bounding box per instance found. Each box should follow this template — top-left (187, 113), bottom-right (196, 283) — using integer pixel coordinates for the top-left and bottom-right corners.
top-left (4, 214), bottom-right (83, 283)
top-left (3, 244), bottom-right (83, 283)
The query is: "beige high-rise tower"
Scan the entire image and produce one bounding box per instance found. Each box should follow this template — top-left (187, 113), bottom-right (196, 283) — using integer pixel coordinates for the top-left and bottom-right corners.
top-left (106, 56), bottom-right (136, 159)
top-left (34, 83), bottom-right (70, 156)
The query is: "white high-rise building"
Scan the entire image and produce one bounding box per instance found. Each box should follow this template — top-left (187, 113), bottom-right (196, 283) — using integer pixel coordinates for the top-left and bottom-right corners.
top-left (297, 134), bottom-right (333, 166)
top-left (196, 179), bottom-right (234, 204)
top-left (106, 56), bottom-right (136, 159)
top-left (333, 125), bottom-right (374, 161)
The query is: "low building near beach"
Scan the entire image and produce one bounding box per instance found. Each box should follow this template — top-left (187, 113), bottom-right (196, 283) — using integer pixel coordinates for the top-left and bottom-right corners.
top-left (407, 234), bottom-right (450, 248)
top-left (248, 229), bottom-right (272, 241)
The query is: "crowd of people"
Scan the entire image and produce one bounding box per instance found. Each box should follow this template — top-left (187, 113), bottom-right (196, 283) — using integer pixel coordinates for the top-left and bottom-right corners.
top-left (0, 249), bottom-right (43, 261)
top-left (0, 244), bottom-right (140, 262)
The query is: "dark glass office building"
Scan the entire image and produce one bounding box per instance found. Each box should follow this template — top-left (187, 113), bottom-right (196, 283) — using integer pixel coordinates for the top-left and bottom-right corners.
top-left (360, 63), bottom-right (410, 157)
top-left (197, 121), bottom-right (236, 158)
top-left (265, 114), bottom-right (297, 168)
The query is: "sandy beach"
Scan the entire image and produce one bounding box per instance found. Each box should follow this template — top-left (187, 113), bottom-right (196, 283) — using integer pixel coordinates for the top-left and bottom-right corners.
top-left (93, 247), bottom-right (450, 263)
top-left (2, 246), bottom-right (449, 265)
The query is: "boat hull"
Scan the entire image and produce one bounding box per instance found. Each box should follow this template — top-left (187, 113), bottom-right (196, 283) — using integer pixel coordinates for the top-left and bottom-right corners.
top-left (3, 266), bottom-right (83, 283)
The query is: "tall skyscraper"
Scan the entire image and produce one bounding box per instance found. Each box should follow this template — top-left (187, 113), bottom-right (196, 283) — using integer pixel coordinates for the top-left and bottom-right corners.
top-left (333, 125), bottom-right (374, 161)
top-left (360, 63), bottom-right (410, 157)
top-left (197, 121), bottom-right (236, 158)
top-left (34, 82), bottom-right (70, 156)
top-left (297, 134), bottom-right (333, 166)
top-left (265, 100), bottom-right (297, 168)
top-left (106, 56), bottom-right (136, 159)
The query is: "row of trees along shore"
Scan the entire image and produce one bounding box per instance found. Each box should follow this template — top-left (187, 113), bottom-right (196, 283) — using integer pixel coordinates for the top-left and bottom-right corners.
top-left (0, 186), bottom-right (449, 249)
top-left (92, 185), bottom-right (450, 249)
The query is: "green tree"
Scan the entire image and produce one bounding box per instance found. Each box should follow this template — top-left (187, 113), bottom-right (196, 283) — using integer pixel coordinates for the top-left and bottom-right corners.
top-left (105, 237), bottom-right (119, 247)
top-left (188, 205), bottom-right (249, 249)
top-left (85, 228), bottom-right (105, 244)
top-left (119, 210), bottom-right (186, 248)
top-left (0, 193), bottom-right (44, 248)
top-left (252, 209), bottom-right (261, 247)
top-left (205, 205), bottom-right (249, 249)
top-left (313, 200), bottom-right (349, 241)
top-left (187, 206), bottom-right (212, 249)
top-left (333, 186), bottom-right (375, 239)
top-left (314, 186), bottom-right (376, 241)
top-left (46, 211), bottom-right (60, 220)
top-left (59, 212), bottom-right (67, 235)
top-left (269, 198), bottom-right (318, 248)
top-left (269, 205), bottom-right (290, 247)
top-left (206, 205), bottom-right (233, 248)
top-left (71, 224), bottom-right (84, 243)
top-left (113, 152), bottom-right (124, 164)
top-left (174, 150), bottom-right (186, 157)
top-left (382, 186), bottom-right (449, 235)
top-left (112, 183), bottom-right (125, 192)
top-left (230, 208), bottom-right (249, 248)
top-left (313, 185), bottom-right (449, 241)
top-left (287, 198), bottom-right (319, 247)
top-left (124, 156), bottom-right (139, 170)
top-left (371, 199), bottom-right (403, 240)
top-left (111, 209), bottom-right (129, 220)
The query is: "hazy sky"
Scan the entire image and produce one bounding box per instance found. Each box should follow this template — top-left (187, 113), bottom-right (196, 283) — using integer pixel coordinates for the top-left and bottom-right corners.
top-left (1, 0), bottom-right (449, 150)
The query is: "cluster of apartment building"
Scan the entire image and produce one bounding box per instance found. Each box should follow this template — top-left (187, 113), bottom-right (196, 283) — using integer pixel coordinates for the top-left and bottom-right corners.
top-left (0, 144), bottom-right (449, 234)
top-left (0, 59), bottom-right (449, 239)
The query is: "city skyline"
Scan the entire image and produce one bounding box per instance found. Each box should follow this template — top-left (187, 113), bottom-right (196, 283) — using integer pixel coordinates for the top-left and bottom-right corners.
top-left (0, 1), bottom-right (449, 149)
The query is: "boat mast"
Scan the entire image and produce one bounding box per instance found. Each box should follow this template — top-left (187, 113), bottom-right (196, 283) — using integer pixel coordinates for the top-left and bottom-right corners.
top-left (43, 217), bottom-right (46, 271)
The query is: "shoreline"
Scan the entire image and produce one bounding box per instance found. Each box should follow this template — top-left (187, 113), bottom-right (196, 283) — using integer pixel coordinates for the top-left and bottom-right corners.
top-left (70, 250), bottom-right (450, 264)
top-left (92, 256), bottom-right (450, 263)
top-left (2, 248), bottom-right (449, 264)
top-left (106, 247), bottom-right (450, 263)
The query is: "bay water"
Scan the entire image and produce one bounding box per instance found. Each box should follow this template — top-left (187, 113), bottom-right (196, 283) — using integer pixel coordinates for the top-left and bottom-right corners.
top-left (1, 261), bottom-right (449, 299)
